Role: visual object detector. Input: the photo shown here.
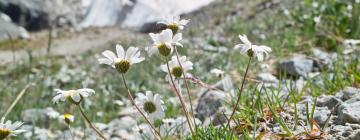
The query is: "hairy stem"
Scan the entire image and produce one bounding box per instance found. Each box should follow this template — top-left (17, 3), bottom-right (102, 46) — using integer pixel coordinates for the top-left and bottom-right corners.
top-left (174, 47), bottom-right (196, 127)
top-left (226, 57), bottom-right (252, 128)
top-left (77, 105), bottom-right (107, 140)
top-left (121, 74), bottom-right (162, 139)
top-left (165, 58), bottom-right (195, 136)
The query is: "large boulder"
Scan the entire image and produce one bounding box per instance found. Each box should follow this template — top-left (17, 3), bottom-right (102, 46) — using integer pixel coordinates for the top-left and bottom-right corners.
top-left (0, 0), bottom-right (82, 30)
top-left (79, 0), bottom-right (215, 30)
top-left (337, 100), bottom-right (360, 124)
top-left (0, 13), bottom-right (29, 41)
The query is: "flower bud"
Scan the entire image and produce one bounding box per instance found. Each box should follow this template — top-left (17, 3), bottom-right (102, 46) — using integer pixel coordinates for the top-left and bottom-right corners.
top-left (157, 43), bottom-right (171, 56)
top-left (63, 114), bottom-right (74, 125)
top-left (171, 66), bottom-right (183, 78)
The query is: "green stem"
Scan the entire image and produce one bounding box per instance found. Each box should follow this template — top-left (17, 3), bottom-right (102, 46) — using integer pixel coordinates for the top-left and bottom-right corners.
top-left (174, 47), bottom-right (196, 128)
top-left (165, 58), bottom-right (195, 136)
top-left (226, 57), bottom-right (252, 128)
top-left (121, 74), bottom-right (162, 139)
top-left (77, 105), bottom-right (107, 140)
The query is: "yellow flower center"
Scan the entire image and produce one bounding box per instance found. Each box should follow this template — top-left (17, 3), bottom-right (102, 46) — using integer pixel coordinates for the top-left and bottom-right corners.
top-left (171, 66), bottom-right (183, 78)
top-left (143, 101), bottom-right (156, 114)
top-left (63, 114), bottom-right (73, 125)
top-left (115, 60), bottom-right (130, 73)
top-left (0, 128), bottom-right (11, 139)
top-left (167, 24), bottom-right (179, 34)
top-left (157, 43), bottom-right (171, 56)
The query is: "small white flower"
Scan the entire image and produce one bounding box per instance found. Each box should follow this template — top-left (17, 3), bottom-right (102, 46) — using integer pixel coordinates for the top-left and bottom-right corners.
top-left (343, 39), bottom-right (360, 46)
top-left (135, 91), bottom-right (165, 121)
top-left (148, 29), bottom-right (183, 56)
top-left (160, 117), bottom-right (201, 136)
top-left (133, 124), bottom-right (154, 139)
top-left (59, 114), bottom-right (75, 125)
top-left (313, 16), bottom-right (321, 24)
top-left (0, 118), bottom-right (26, 139)
top-left (52, 88), bottom-right (95, 104)
top-left (312, 2), bottom-right (319, 8)
top-left (98, 44), bottom-right (145, 73)
top-left (160, 118), bottom-right (176, 136)
top-left (210, 68), bottom-right (225, 78)
top-left (158, 15), bottom-right (190, 33)
top-left (234, 34), bottom-right (272, 61)
top-left (113, 100), bottom-right (125, 106)
top-left (161, 56), bottom-right (193, 79)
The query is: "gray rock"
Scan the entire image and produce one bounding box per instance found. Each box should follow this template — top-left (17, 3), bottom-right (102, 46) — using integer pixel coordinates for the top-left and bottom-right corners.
top-left (317, 95), bottom-right (342, 110)
top-left (311, 48), bottom-right (337, 71)
top-left (277, 55), bottom-right (315, 78)
top-left (21, 107), bottom-right (59, 124)
top-left (342, 87), bottom-right (360, 101)
top-left (79, 0), bottom-right (215, 29)
top-left (313, 107), bottom-right (331, 127)
top-left (337, 101), bottom-right (360, 124)
top-left (106, 116), bottom-right (137, 130)
top-left (196, 90), bottom-right (227, 121)
top-left (329, 125), bottom-right (353, 139)
top-left (256, 73), bottom-right (278, 83)
top-left (348, 130), bottom-right (360, 140)
top-left (0, 15), bottom-right (29, 41)
top-left (0, 0), bottom-right (81, 30)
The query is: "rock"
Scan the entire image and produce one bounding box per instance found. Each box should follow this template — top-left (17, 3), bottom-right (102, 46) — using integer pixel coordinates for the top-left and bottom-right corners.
top-left (212, 75), bottom-right (234, 92)
top-left (106, 116), bottom-right (137, 130)
top-left (313, 107), bottom-right (331, 127)
top-left (0, 14), bottom-right (29, 41)
top-left (342, 87), bottom-right (360, 101)
top-left (349, 130), bottom-right (360, 140)
top-left (22, 125), bottom-right (56, 140)
top-left (21, 107), bottom-right (59, 124)
top-left (256, 73), bottom-right (278, 83)
top-left (0, 0), bottom-right (82, 30)
top-left (337, 101), bottom-right (360, 124)
top-left (329, 125), bottom-right (353, 138)
top-left (277, 55), bottom-right (315, 78)
top-left (196, 90), bottom-right (227, 121)
top-left (317, 95), bottom-right (342, 110)
top-left (311, 48), bottom-right (337, 71)
top-left (80, 0), bottom-right (215, 29)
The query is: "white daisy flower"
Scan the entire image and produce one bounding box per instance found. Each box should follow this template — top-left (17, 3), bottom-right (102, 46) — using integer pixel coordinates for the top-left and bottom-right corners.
top-left (59, 114), bottom-right (75, 125)
top-left (313, 16), bottom-right (321, 24)
top-left (234, 34), bottom-right (272, 61)
top-left (0, 118), bottom-right (26, 139)
top-left (133, 124), bottom-right (154, 140)
top-left (148, 29), bottom-right (183, 56)
top-left (160, 56), bottom-right (193, 78)
top-left (159, 118), bottom-right (177, 136)
top-left (52, 88), bottom-right (95, 104)
top-left (158, 15), bottom-right (190, 33)
top-left (98, 44), bottom-right (145, 73)
top-left (160, 117), bottom-right (201, 136)
top-left (135, 91), bottom-right (165, 121)
top-left (343, 39), bottom-right (360, 47)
